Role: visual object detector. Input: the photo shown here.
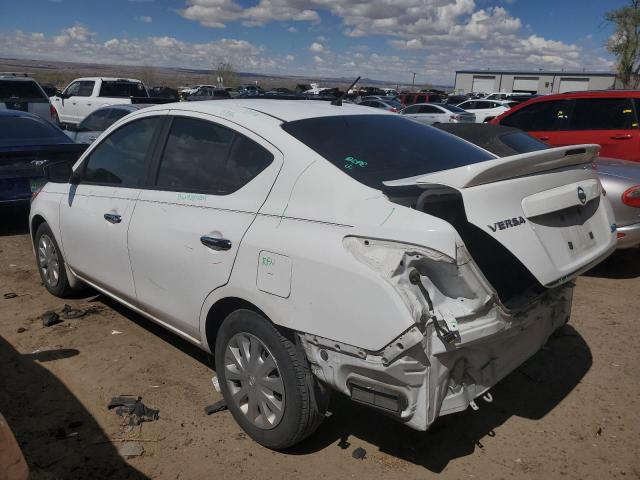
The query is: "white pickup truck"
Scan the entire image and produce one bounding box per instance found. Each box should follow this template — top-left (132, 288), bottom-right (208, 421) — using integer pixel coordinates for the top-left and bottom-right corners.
top-left (52, 77), bottom-right (150, 126)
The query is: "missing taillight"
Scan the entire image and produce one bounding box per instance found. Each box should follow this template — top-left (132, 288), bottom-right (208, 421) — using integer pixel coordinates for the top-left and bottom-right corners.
top-left (621, 186), bottom-right (640, 208)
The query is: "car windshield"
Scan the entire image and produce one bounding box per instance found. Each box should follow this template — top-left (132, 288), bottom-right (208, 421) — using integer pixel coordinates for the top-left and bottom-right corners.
top-left (99, 81), bottom-right (147, 98)
top-left (0, 80), bottom-right (47, 102)
top-left (440, 104), bottom-right (466, 113)
top-left (282, 115), bottom-right (494, 189)
top-left (0, 116), bottom-right (67, 147)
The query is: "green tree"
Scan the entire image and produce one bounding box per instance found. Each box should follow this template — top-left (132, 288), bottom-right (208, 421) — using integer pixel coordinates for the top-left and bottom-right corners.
top-left (605, 0), bottom-right (640, 88)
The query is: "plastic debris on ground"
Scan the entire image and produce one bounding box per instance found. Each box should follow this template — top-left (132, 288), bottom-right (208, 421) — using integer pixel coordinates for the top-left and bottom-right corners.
top-left (352, 447), bottom-right (367, 460)
top-left (107, 396), bottom-right (159, 426)
top-left (118, 442), bottom-right (145, 458)
top-left (42, 311), bottom-right (61, 327)
top-left (204, 399), bottom-right (227, 415)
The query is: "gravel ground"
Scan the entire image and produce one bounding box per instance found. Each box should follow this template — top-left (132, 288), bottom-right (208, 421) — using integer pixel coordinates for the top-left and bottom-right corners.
top-left (1, 204), bottom-right (639, 480)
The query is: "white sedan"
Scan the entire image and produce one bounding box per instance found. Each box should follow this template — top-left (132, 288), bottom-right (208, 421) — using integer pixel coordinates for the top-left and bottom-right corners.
top-left (456, 99), bottom-right (515, 123)
top-left (30, 99), bottom-right (616, 449)
top-left (400, 102), bottom-right (475, 125)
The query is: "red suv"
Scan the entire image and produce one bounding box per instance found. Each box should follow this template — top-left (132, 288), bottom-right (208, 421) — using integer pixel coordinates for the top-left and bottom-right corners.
top-left (491, 90), bottom-right (640, 162)
top-left (398, 92), bottom-right (443, 106)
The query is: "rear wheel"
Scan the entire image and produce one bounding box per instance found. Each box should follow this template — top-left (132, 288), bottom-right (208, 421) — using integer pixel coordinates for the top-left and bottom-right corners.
top-left (35, 222), bottom-right (74, 297)
top-left (215, 309), bottom-right (328, 449)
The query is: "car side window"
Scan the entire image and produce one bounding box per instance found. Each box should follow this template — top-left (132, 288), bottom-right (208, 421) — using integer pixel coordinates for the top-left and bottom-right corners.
top-left (82, 117), bottom-right (160, 187)
top-left (155, 117), bottom-right (273, 195)
top-left (403, 105), bottom-right (419, 114)
top-left (419, 105), bottom-right (439, 114)
top-left (65, 82), bottom-right (80, 97)
top-left (500, 100), bottom-right (572, 131)
top-left (461, 101), bottom-right (475, 109)
top-left (570, 98), bottom-right (636, 130)
top-left (77, 81), bottom-right (95, 97)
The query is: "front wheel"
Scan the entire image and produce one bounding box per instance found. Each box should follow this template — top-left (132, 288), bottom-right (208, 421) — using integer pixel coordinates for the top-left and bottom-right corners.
top-left (215, 309), bottom-right (328, 449)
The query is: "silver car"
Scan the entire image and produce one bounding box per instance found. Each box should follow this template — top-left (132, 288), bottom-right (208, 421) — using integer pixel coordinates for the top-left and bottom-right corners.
top-left (64, 104), bottom-right (155, 144)
top-left (401, 103), bottom-right (476, 125)
top-left (435, 123), bottom-right (640, 249)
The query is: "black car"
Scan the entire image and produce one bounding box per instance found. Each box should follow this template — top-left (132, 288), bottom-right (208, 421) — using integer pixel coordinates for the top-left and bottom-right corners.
top-left (0, 110), bottom-right (86, 203)
top-left (148, 86), bottom-right (180, 101)
top-left (186, 87), bottom-right (231, 101)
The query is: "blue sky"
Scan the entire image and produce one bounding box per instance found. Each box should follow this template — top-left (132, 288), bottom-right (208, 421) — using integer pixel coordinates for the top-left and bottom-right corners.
top-left (0, 0), bottom-right (626, 84)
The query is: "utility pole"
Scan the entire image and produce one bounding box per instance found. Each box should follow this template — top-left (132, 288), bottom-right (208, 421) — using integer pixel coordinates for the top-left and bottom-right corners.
top-left (412, 72), bottom-right (416, 89)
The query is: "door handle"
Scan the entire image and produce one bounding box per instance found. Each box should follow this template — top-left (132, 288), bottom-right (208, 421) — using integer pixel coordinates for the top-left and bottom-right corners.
top-left (539, 136), bottom-right (550, 141)
top-left (610, 134), bottom-right (632, 140)
top-left (200, 236), bottom-right (232, 251)
top-left (104, 213), bottom-right (122, 224)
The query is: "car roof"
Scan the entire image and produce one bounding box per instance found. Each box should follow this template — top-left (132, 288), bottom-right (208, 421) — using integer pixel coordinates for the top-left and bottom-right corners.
top-left (92, 104), bottom-right (154, 113)
top-left (0, 76), bottom-right (38, 82)
top-left (144, 99), bottom-right (391, 123)
top-left (73, 77), bottom-right (142, 82)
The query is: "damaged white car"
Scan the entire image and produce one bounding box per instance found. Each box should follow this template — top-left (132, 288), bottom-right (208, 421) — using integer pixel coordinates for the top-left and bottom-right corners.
top-left (29, 100), bottom-right (617, 449)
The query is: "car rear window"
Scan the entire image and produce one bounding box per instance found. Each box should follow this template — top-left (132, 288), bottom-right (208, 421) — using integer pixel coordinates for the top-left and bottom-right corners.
top-left (440, 104), bottom-right (466, 113)
top-left (499, 132), bottom-right (549, 154)
top-left (282, 115), bottom-right (495, 188)
top-left (99, 81), bottom-right (147, 98)
top-left (0, 80), bottom-right (47, 102)
top-left (0, 116), bottom-right (66, 146)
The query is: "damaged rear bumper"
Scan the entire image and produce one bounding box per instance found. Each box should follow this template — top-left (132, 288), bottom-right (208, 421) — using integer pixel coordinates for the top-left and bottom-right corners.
top-left (300, 284), bottom-right (572, 431)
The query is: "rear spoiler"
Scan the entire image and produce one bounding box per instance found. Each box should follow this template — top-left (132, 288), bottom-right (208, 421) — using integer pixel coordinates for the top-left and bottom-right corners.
top-left (384, 144), bottom-right (600, 189)
top-left (131, 96), bottom-right (176, 105)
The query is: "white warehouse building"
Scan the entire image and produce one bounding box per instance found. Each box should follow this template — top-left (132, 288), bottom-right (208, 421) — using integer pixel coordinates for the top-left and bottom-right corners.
top-left (454, 70), bottom-right (616, 95)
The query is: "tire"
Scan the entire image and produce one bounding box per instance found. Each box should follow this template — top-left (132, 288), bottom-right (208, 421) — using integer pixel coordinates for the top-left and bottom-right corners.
top-left (34, 222), bottom-right (75, 297)
top-left (215, 309), bottom-right (328, 449)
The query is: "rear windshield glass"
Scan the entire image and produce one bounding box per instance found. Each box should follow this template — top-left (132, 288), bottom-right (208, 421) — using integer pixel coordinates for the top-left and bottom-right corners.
top-left (0, 117), bottom-right (66, 146)
top-left (0, 80), bottom-right (47, 101)
top-left (99, 81), bottom-right (147, 98)
top-left (282, 115), bottom-right (495, 188)
top-left (499, 132), bottom-right (549, 154)
top-left (440, 104), bottom-right (466, 113)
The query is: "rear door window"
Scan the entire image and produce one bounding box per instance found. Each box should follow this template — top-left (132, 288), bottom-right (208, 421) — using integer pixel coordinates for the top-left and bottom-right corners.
top-left (570, 98), bottom-right (636, 130)
top-left (99, 81), bottom-right (146, 98)
top-left (282, 115), bottom-right (495, 189)
top-left (0, 80), bottom-right (47, 102)
top-left (500, 100), bottom-right (573, 131)
top-left (154, 117), bottom-right (273, 195)
top-left (402, 105), bottom-right (419, 114)
top-left (418, 105), bottom-right (440, 114)
top-left (82, 117), bottom-right (160, 187)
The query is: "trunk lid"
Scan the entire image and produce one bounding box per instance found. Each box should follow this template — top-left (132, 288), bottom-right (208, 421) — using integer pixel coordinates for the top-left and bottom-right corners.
top-left (384, 144), bottom-right (617, 289)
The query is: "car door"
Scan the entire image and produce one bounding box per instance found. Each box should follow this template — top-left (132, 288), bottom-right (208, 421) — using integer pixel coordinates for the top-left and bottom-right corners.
top-left (498, 99), bottom-right (574, 146)
top-left (73, 81), bottom-right (97, 121)
top-left (561, 97), bottom-right (640, 162)
top-left (52, 81), bottom-right (81, 124)
top-left (419, 105), bottom-right (444, 124)
top-left (400, 104), bottom-right (421, 119)
top-left (59, 114), bottom-right (165, 302)
top-left (127, 113), bottom-right (283, 338)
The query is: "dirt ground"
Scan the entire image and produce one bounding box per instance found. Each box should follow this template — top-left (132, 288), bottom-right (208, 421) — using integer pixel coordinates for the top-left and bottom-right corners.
top-left (1, 204), bottom-right (639, 480)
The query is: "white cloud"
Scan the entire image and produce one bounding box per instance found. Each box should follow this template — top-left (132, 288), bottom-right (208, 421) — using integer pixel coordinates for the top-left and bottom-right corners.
top-left (179, 0), bottom-right (319, 28)
top-left (287, 26), bottom-right (298, 32)
top-left (285, 54), bottom-right (295, 61)
top-left (0, 25), bottom-right (275, 73)
top-left (313, 55), bottom-right (324, 64)
top-left (136, 15), bottom-right (153, 23)
top-left (308, 42), bottom-right (324, 53)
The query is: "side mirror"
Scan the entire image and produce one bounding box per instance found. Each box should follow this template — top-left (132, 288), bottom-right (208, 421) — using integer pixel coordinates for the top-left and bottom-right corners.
top-left (45, 161), bottom-right (73, 183)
